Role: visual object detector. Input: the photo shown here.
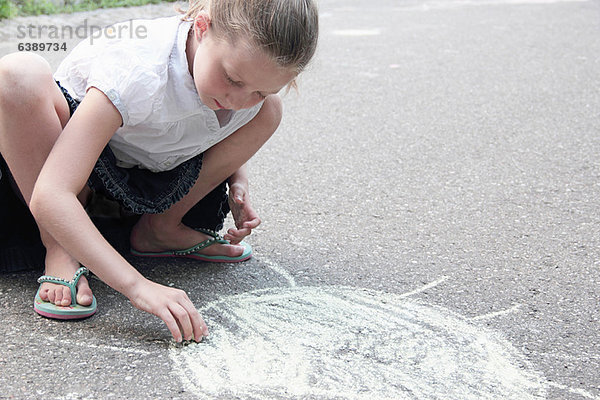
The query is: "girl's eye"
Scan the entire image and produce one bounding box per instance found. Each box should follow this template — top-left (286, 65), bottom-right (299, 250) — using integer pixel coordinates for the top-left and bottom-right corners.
top-left (226, 75), bottom-right (242, 87)
top-left (256, 92), bottom-right (267, 100)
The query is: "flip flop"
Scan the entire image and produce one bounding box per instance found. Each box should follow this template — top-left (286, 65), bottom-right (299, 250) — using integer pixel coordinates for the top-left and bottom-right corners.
top-left (34, 266), bottom-right (97, 320)
top-left (130, 228), bottom-right (252, 263)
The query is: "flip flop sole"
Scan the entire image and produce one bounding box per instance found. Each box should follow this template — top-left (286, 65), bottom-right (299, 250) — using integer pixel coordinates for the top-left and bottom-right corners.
top-left (131, 241), bottom-right (252, 263)
top-left (183, 251), bottom-right (252, 263)
top-left (34, 290), bottom-right (97, 320)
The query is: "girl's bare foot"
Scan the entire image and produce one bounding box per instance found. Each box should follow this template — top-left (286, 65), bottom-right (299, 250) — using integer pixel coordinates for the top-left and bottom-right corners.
top-left (38, 246), bottom-right (93, 306)
top-left (130, 214), bottom-right (246, 258)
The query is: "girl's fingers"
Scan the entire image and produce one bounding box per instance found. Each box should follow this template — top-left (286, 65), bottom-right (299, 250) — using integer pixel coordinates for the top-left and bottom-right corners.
top-left (169, 303), bottom-right (194, 342)
top-left (229, 183), bottom-right (246, 203)
top-left (180, 300), bottom-right (208, 340)
top-left (243, 217), bottom-right (261, 229)
top-left (132, 281), bottom-right (207, 343)
top-left (225, 228), bottom-right (251, 242)
top-left (223, 234), bottom-right (242, 245)
top-left (228, 227), bottom-right (251, 236)
top-left (159, 309), bottom-right (183, 343)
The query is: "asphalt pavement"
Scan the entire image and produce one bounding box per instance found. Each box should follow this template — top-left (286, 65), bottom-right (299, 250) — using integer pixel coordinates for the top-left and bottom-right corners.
top-left (0, 0), bottom-right (599, 398)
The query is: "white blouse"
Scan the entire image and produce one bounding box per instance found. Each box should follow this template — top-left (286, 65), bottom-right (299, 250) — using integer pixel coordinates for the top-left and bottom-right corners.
top-left (54, 16), bottom-right (263, 172)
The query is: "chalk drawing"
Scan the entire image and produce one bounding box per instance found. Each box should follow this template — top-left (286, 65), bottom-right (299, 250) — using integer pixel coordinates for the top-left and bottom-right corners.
top-left (471, 304), bottom-right (523, 321)
top-left (44, 335), bottom-right (151, 355)
top-left (398, 276), bottom-right (448, 298)
top-left (261, 257), bottom-right (297, 287)
top-left (170, 285), bottom-right (547, 399)
top-left (546, 381), bottom-right (600, 400)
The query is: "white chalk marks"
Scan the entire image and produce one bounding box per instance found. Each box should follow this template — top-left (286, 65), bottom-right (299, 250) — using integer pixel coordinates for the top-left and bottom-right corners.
top-left (471, 304), bottom-right (523, 321)
top-left (170, 286), bottom-right (546, 399)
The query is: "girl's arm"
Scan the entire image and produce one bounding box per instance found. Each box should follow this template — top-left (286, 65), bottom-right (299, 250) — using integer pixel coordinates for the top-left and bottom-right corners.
top-left (30, 87), bottom-right (207, 342)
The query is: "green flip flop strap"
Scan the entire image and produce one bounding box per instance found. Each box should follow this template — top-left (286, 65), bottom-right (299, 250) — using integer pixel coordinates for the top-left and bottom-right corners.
top-left (194, 228), bottom-right (220, 239)
top-left (172, 237), bottom-right (228, 256)
top-left (37, 267), bottom-right (89, 306)
top-left (172, 228), bottom-right (228, 256)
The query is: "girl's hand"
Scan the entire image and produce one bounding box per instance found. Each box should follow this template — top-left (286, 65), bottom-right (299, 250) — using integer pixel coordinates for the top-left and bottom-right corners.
top-left (224, 182), bottom-right (261, 245)
top-left (128, 278), bottom-right (208, 343)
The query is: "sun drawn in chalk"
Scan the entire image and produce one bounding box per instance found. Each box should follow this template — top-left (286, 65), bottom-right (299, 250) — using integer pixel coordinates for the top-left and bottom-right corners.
top-left (170, 271), bottom-right (547, 400)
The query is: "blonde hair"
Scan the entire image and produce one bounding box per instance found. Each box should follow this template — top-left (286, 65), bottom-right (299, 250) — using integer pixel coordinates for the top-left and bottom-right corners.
top-left (180, 0), bottom-right (319, 75)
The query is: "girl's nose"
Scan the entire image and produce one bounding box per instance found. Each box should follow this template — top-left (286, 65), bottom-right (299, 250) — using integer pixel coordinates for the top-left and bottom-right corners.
top-left (226, 94), bottom-right (246, 111)
top-left (226, 88), bottom-right (255, 111)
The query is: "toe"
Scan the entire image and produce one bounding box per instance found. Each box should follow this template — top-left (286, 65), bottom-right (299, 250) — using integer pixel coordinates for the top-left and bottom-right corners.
top-left (45, 286), bottom-right (55, 303)
top-left (76, 278), bottom-right (93, 306)
top-left (53, 287), bottom-right (63, 305)
top-left (226, 244), bottom-right (245, 257)
top-left (39, 286), bottom-right (50, 302)
top-left (76, 291), bottom-right (93, 306)
top-left (60, 286), bottom-right (72, 306)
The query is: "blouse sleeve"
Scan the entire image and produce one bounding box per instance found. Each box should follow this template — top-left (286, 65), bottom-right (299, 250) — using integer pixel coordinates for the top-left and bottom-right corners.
top-left (86, 41), bottom-right (167, 127)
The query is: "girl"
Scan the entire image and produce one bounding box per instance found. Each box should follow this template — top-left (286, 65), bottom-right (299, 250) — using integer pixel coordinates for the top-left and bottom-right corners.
top-left (0, 0), bottom-right (318, 342)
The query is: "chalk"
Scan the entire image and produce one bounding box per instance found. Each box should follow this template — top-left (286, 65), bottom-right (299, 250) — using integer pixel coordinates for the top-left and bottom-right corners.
top-left (398, 276), bottom-right (448, 298)
top-left (546, 381), bottom-right (600, 400)
top-left (471, 304), bottom-right (523, 321)
top-left (44, 335), bottom-right (152, 355)
top-left (170, 286), bottom-right (546, 399)
top-left (261, 257), bottom-right (297, 287)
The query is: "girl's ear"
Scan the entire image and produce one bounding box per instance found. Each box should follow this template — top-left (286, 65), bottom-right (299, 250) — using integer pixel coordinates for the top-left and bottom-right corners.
top-left (194, 11), bottom-right (211, 40)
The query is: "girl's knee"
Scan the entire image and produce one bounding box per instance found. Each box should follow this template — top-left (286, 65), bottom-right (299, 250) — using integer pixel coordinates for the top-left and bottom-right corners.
top-left (250, 94), bottom-right (283, 142)
top-left (0, 52), bottom-right (52, 77)
top-left (261, 94), bottom-right (283, 132)
top-left (0, 52), bottom-right (54, 105)
top-left (0, 52), bottom-right (68, 126)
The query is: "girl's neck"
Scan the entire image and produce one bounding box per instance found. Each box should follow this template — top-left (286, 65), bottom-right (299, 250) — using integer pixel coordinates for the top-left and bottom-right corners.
top-left (186, 26), bottom-right (198, 77)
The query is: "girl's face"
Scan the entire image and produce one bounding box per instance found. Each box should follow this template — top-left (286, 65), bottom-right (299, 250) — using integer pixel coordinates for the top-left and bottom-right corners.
top-left (189, 24), bottom-right (296, 111)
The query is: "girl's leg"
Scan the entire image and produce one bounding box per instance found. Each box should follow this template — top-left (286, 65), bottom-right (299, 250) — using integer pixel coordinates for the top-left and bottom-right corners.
top-left (0, 52), bottom-right (93, 306)
top-left (130, 95), bottom-right (282, 255)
